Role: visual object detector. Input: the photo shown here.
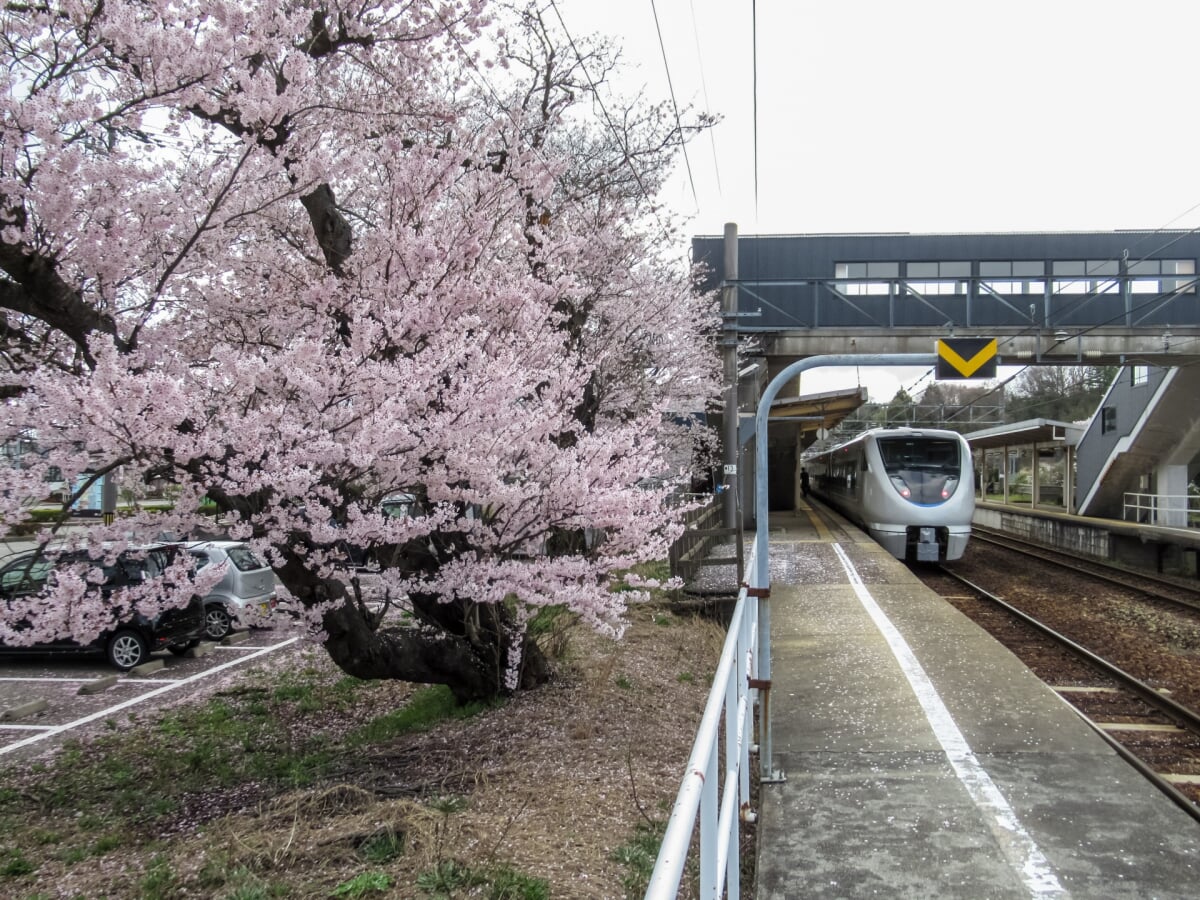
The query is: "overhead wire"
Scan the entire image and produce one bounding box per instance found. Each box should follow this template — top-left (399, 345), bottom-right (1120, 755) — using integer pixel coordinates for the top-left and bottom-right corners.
top-left (994, 209), bottom-right (1200, 357)
top-left (845, 198), bottom-right (1200, 416)
top-left (649, 0), bottom-right (699, 213)
top-left (936, 269), bottom-right (1200, 425)
top-left (688, 0), bottom-right (722, 199)
top-left (546, 0), bottom-right (655, 206)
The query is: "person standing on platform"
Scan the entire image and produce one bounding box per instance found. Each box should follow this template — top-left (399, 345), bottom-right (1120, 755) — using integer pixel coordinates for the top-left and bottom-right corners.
top-left (800, 467), bottom-right (811, 499)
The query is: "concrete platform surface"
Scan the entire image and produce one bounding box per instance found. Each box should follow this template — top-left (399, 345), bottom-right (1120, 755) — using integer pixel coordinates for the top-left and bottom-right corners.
top-left (755, 509), bottom-right (1200, 900)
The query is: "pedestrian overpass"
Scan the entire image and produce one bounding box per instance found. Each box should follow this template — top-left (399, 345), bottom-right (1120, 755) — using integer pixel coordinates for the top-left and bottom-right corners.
top-left (695, 230), bottom-right (1200, 370)
top-left (698, 229), bottom-right (1200, 525)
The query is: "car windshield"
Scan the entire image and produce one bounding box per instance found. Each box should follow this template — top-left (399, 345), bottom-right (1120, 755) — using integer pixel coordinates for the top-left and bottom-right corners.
top-left (381, 494), bottom-right (415, 518)
top-left (1, 546), bottom-right (172, 594)
top-left (0, 556), bottom-right (53, 593)
top-left (139, 548), bottom-right (172, 578)
top-left (225, 546), bottom-right (265, 572)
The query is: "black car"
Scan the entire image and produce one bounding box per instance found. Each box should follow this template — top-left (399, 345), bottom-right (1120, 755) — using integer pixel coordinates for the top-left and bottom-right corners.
top-left (0, 545), bottom-right (206, 670)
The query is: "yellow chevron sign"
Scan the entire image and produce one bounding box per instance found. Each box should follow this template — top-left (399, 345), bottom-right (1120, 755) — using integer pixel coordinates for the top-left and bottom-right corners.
top-left (936, 338), bottom-right (997, 379)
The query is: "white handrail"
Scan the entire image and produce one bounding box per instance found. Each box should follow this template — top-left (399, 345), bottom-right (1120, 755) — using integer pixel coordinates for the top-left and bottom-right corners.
top-left (1123, 492), bottom-right (1200, 527)
top-left (645, 539), bottom-right (761, 900)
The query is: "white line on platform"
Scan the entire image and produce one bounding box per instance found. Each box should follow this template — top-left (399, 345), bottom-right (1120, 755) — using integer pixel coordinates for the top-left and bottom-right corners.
top-left (832, 543), bottom-right (1067, 900)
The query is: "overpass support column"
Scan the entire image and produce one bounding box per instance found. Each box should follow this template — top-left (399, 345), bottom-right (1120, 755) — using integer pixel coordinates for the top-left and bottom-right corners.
top-left (1155, 463), bottom-right (1190, 527)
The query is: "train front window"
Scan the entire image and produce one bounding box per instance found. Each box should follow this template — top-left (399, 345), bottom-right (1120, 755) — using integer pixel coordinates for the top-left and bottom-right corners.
top-left (877, 437), bottom-right (961, 503)
top-left (877, 438), bottom-right (959, 473)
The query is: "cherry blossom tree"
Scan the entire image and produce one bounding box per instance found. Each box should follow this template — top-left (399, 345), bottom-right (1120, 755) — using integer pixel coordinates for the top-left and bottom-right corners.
top-left (0, 1), bottom-right (717, 699)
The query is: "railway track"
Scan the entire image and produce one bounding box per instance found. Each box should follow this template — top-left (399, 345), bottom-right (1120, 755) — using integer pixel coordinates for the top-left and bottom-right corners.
top-left (922, 557), bottom-right (1200, 822)
top-left (971, 524), bottom-right (1200, 612)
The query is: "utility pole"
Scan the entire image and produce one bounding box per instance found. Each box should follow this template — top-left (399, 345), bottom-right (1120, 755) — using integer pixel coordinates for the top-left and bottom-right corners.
top-left (722, 223), bottom-right (739, 529)
top-left (101, 471), bottom-right (117, 526)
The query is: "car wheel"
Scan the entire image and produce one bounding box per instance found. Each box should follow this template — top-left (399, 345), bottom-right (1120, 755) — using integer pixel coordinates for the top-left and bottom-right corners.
top-left (204, 605), bottom-right (233, 640)
top-left (107, 629), bottom-right (149, 670)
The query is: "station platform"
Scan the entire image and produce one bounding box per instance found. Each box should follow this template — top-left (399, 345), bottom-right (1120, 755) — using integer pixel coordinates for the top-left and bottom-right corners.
top-left (974, 500), bottom-right (1200, 581)
top-left (754, 507), bottom-right (1200, 899)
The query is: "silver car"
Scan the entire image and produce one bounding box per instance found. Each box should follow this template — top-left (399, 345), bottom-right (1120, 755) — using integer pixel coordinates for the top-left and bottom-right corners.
top-left (184, 541), bottom-right (278, 640)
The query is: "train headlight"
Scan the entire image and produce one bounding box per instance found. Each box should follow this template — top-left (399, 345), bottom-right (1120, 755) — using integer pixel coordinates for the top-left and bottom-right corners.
top-left (941, 476), bottom-right (959, 500)
top-left (889, 476), bottom-right (911, 499)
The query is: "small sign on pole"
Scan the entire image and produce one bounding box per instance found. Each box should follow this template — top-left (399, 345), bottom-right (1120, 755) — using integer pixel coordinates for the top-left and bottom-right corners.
top-left (936, 338), bottom-right (997, 379)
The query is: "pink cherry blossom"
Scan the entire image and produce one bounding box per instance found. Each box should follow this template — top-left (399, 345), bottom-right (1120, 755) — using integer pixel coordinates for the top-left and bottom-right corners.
top-left (0, 1), bottom-right (717, 697)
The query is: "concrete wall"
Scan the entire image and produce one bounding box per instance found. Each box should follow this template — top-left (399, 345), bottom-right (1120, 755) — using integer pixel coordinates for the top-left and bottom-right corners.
top-left (974, 506), bottom-right (1200, 577)
top-left (974, 507), bottom-right (1112, 561)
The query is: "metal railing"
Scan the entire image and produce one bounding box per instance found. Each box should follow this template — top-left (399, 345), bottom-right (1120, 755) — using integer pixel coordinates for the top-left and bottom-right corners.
top-left (645, 538), bottom-right (762, 900)
top-left (1123, 492), bottom-right (1200, 528)
top-left (729, 271), bottom-right (1200, 331)
top-left (667, 492), bottom-right (744, 585)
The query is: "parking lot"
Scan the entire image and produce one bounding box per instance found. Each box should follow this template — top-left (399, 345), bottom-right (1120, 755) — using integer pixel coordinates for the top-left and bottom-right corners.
top-left (0, 625), bottom-right (301, 764)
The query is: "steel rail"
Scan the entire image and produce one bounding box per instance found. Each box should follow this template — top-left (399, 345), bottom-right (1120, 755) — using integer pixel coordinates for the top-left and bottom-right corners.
top-left (971, 526), bottom-right (1200, 612)
top-left (936, 565), bottom-right (1200, 824)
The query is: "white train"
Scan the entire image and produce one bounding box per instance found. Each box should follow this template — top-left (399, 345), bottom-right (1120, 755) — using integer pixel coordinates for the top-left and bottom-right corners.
top-left (805, 427), bottom-right (974, 562)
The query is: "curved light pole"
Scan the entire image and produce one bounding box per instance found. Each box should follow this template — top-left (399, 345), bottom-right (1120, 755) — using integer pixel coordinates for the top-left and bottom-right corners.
top-left (753, 353), bottom-right (937, 778)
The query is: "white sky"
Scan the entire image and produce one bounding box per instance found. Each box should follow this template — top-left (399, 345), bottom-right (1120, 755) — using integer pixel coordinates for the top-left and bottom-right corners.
top-left (553, 0), bottom-right (1200, 402)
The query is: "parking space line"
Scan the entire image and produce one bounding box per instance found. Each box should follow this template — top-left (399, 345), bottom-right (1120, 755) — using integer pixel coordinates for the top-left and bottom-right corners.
top-left (216, 648), bottom-right (274, 657)
top-left (0, 677), bottom-right (101, 683)
top-left (0, 636), bottom-right (301, 757)
top-left (0, 724), bottom-right (52, 731)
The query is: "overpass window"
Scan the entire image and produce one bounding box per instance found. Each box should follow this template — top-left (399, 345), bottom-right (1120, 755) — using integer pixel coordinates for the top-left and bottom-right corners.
top-left (1131, 366), bottom-right (1150, 386)
top-left (980, 261), bottom-right (1045, 294)
top-left (1053, 260), bottom-right (1119, 294)
top-left (1166, 259), bottom-right (1196, 293)
top-left (1128, 259), bottom-right (1196, 294)
top-left (835, 261), bottom-right (898, 295)
top-left (906, 260), bottom-right (970, 295)
top-left (1101, 406), bottom-right (1117, 433)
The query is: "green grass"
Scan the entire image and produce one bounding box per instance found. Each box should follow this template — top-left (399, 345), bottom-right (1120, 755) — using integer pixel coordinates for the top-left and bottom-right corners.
top-left (487, 864), bottom-right (551, 900)
top-left (0, 662), bottom-right (489, 893)
top-left (140, 854), bottom-right (178, 899)
top-left (526, 603), bottom-right (571, 637)
top-left (357, 829), bottom-right (405, 864)
top-left (194, 857), bottom-right (292, 898)
top-left (348, 685), bottom-right (490, 746)
top-left (414, 860), bottom-right (548, 900)
top-left (611, 822), bottom-right (666, 899)
top-left (0, 599), bottom-right (684, 898)
top-left (1, 850), bottom-right (35, 877)
top-left (332, 871), bottom-right (393, 897)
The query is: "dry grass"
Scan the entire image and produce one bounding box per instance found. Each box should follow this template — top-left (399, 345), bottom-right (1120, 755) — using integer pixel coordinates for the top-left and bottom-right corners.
top-left (1, 600), bottom-right (737, 899)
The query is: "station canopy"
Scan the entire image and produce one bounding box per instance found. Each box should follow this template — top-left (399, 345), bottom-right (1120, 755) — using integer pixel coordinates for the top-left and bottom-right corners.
top-left (767, 386), bottom-right (867, 451)
top-left (964, 418), bottom-right (1084, 450)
